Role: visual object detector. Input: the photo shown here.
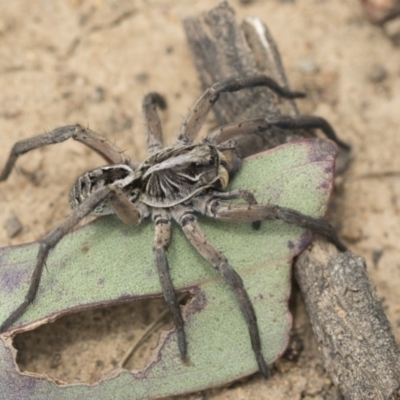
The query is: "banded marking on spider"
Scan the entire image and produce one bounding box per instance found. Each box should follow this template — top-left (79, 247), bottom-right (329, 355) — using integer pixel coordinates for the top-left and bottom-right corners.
top-left (0, 75), bottom-right (348, 379)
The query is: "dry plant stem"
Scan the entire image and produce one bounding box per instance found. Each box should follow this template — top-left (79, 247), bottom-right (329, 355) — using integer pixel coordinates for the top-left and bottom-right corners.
top-left (295, 241), bottom-right (400, 400)
top-left (184, 3), bottom-right (400, 399)
top-left (118, 293), bottom-right (188, 368)
top-left (118, 313), bottom-right (169, 368)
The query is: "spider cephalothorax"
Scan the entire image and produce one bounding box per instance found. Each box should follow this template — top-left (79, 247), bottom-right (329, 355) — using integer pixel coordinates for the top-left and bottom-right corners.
top-left (0, 75), bottom-right (348, 379)
top-left (135, 143), bottom-right (231, 207)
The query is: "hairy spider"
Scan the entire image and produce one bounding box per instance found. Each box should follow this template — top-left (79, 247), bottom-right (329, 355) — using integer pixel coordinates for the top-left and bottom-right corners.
top-left (0, 75), bottom-right (348, 379)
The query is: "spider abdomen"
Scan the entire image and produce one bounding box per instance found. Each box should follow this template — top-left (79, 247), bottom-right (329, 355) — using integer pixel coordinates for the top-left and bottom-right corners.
top-left (69, 164), bottom-right (137, 215)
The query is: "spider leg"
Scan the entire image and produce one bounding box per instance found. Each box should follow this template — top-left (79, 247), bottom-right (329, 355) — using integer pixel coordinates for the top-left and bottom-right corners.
top-left (206, 118), bottom-right (269, 145)
top-left (171, 206), bottom-right (269, 379)
top-left (209, 190), bottom-right (261, 230)
top-left (142, 93), bottom-right (167, 155)
top-left (0, 185), bottom-right (112, 332)
top-left (267, 115), bottom-right (351, 151)
top-left (205, 118), bottom-right (273, 160)
top-left (193, 197), bottom-right (347, 252)
top-left (206, 115), bottom-right (350, 152)
top-left (0, 125), bottom-right (131, 182)
top-left (153, 210), bottom-right (187, 359)
top-left (177, 75), bottom-right (305, 145)
top-left (209, 189), bottom-right (256, 204)
top-left (109, 186), bottom-right (149, 226)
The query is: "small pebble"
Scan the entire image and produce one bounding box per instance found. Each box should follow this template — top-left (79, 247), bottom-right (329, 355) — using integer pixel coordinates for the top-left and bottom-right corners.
top-left (50, 353), bottom-right (62, 369)
top-left (4, 216), bottom-right (23, 238)
top-left (372, 249), bottom-right (384, 268)
top-left (107, 113), bottom-right (133, 133)
top-left (368, 64), bottom-right (388, 83)
top-left (135, 72), bottom-right (149, 83)
top-left (341, 224), bottom-right (362, 243)
top-left (296, 59), bottom-right (320, 74)
top-left (87, 86), bottom-right (105, 103)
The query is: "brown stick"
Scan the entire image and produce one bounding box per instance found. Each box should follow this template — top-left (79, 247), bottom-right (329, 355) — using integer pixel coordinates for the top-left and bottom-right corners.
top-left (295, 240), bottom-right (400, 400)
top-left (183, 3), bottom-right (400, 399)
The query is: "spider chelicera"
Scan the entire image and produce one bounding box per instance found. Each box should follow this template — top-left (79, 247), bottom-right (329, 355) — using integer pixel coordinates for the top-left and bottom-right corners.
top-left (0, 75), bottom-right (348, 378)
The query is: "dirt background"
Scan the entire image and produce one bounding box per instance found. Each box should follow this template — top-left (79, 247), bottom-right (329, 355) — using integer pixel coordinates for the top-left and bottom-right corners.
top-left (0, 0), bottom-right (400, 399)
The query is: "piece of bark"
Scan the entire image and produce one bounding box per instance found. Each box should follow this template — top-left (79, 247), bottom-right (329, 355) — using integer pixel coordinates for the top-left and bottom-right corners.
top-left (296, 240), bottom-right (400, 400)
top-left (360, 0), bottom-right (400, 24)
top-left (183, 3), bottom-right (305, 160)
top-left (183, 2), bottom-right (350, 171)
top-left (183, 3), bottom-right (400, 399)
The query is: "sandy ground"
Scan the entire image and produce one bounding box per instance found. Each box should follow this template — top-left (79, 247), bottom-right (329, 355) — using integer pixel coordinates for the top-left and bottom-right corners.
top-left (1, 0), bottom-right (400, 399)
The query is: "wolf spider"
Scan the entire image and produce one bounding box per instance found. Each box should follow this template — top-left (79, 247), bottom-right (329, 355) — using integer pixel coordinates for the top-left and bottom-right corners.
top-left (0, 75), bottom-right (348, 379)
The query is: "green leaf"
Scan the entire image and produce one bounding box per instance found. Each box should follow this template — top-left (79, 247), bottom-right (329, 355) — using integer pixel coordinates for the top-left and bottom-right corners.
top-left (0, 138), bottom-right (337, 399)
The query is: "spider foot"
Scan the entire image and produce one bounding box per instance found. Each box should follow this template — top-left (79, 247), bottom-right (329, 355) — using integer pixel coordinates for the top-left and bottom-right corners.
top-left (177, 326), bottom-right (188, 361)
top-left (256, 353), bottom-right (270, 379)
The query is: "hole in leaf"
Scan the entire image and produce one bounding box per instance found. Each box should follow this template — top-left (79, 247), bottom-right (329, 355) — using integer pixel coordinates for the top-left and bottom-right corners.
top-left (13, 295), bottom-right (190, 384)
